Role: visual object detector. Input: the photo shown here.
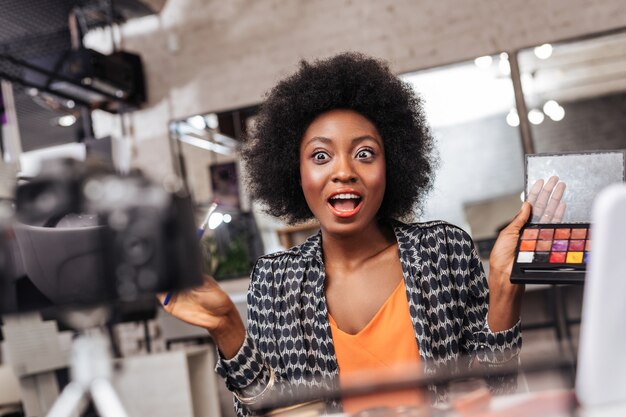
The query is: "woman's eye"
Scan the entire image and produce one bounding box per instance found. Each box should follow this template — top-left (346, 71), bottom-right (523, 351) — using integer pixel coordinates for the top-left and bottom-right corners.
top-left (313, 151), bottom-right (329, 161)
top-left (356, 149), bottom-right (374, 159)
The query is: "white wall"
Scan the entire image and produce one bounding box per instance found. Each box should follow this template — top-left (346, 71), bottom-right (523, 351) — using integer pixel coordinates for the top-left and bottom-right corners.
top-left (87, 0), bottom-right (626, 186)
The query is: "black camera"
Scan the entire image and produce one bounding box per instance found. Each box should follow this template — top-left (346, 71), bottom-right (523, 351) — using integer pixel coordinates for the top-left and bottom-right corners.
top-left (3, 158), bottom-right (203, 313)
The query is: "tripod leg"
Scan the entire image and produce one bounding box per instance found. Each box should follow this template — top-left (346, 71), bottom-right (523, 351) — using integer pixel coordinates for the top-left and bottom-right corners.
top-left (91, 378), bottom-right (130, 417)
top-left (46, 382), bottom-right (85, 417)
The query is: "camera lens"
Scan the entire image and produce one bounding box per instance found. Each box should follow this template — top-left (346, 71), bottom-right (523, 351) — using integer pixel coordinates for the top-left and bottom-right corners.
top-left (123, 234), bottom-right (154, 266)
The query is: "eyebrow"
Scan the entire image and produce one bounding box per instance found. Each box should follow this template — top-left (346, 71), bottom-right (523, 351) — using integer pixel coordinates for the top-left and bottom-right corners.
top-left (303, 135), bottom-right (381, 148)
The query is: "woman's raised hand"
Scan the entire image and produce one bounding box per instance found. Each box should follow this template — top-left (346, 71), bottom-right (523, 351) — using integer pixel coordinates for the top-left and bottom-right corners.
top-left (487, 202), bottom-right (531, 331)
top-left (159, 275), bottom-right (246, 358)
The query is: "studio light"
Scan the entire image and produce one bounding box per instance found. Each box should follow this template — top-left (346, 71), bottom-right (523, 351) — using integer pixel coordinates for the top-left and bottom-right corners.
top-left (57, 114), bottom-right (77, 127)
top-left (474, 56), bottom-right (493, 69)
top-left (528, 109), bottom-right (545, 125)
top-left (506, 108), bottom-right (520, 127)
top-left (534, 43), bottom-right (553, 60)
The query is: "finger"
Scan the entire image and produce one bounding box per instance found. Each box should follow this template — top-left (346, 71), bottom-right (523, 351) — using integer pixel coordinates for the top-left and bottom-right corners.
top-left (526, 179), bottom-right (544, 205)
top-left (539, 181), bottom-right (566, 223)
top-left (533, 176), bottom-right (559, 215)
top-left (551, 181), bottom-right (566, 202)
top-left (553, 201), bottom-right (566, 223)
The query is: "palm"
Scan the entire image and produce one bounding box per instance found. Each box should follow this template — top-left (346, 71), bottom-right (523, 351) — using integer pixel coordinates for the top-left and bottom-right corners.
top-left (160, 276), bottom-right (235, 331)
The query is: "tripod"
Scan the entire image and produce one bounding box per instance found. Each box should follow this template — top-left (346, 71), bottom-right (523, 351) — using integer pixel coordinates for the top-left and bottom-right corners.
top-left (46, 310), bottom-right (129, 417)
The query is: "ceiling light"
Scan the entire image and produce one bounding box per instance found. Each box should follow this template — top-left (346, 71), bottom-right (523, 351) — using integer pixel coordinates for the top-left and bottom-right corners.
top-left (178, 133), bottom-right (235, 155)
top-left (208, 212), bottom-right (224, 230)
top-left (223, 214), bottom-right (232, 223)
top-left (534, 43), bottom-right (553, 60)
top-left (528, 109), bottom-right (545, 125)
top-left (474, 56), bottom-right (493, 69)
top-left (57, 115), bottom-right (77, 127)
top-left (506, 108), bottom-right (520, 127)
top-left (187, 115), bottom-right (206, 130)
top-left (499, 55), bottom-right (510, 75)
top-left (543, 100), bottom-right (560, 115)
top-left (206, 113), bottom-right (219, 129)
top-left (548, 105), bottom-right (565, 121)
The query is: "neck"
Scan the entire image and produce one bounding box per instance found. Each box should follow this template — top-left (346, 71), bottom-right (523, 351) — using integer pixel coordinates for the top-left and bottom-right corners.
top-left (321, 220), bottom-right (396, 270)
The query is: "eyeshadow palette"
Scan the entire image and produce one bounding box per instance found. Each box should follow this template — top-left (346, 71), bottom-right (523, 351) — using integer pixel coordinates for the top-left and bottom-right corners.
top-left (511, 223), bottom-right (591, 284)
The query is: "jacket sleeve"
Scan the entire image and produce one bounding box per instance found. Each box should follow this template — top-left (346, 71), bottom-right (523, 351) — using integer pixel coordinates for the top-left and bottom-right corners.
top-left (457, 229), bottom-right (522, 391)
top-left (213, 259), bottom-right (277, 417)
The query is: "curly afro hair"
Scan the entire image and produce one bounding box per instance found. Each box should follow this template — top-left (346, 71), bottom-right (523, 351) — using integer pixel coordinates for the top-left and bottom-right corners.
top-left (241, 52), bottom-right (437, 224)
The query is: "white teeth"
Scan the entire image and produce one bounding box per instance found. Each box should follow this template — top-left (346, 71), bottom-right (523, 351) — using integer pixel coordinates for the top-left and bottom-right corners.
top-left (330, 193), bottom-right (360, 200)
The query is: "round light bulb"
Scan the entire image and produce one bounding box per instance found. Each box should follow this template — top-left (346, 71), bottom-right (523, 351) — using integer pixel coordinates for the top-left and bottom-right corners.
top-left (548, 106), bottom-right (565, 121)
top-left (528, 109), bottom-right (545, 125)
top-left (206, 113), bottom-right (219, 129)
top-left (474, 56), bottom-right (493, 69)
top-left (534, 43), bottom-right (553, 60)
top-left (208, 212), bottom-right (224, 229)
top-left (506, 109), bottom-right (520, 127)
top-left (499, 57), bottom-right (511, 75)
top-left (58, 115), bottom-right (77, 127)
top-left (223, 214), bottom-right (232, 223)
top-left (187, 115), bottom-right (207, 130)
top-left (543, 100), bottom-right (560, 115)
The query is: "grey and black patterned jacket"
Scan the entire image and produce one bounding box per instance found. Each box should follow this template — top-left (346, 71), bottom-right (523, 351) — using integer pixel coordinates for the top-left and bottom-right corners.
top-left (215, 221), bottom-right (521, 416)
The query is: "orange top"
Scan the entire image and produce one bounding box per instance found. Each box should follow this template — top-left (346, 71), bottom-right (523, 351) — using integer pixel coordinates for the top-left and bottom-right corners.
top-left (328, 280), bottom-right (423, 415)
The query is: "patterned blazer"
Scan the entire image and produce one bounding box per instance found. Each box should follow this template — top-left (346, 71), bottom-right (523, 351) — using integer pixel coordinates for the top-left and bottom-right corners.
top-left (215, 221), bottom-right (521, 416)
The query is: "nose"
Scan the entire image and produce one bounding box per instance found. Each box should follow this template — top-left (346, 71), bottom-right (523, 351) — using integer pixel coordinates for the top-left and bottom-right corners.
top-left (332, 155), bottom-right (357, 183)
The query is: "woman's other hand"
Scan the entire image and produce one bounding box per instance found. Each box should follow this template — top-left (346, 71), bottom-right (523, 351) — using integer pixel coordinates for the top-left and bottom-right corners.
top-left (158, 275), bottom-right (246, 358)
top-left (526, 176), bottom-right (567, 223)
top-left (487, 202), bottom-right (531, 331)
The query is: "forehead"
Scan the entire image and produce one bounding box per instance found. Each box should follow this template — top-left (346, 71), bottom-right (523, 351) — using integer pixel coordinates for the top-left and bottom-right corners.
top-left (301, 109), bottom-right (381, 142)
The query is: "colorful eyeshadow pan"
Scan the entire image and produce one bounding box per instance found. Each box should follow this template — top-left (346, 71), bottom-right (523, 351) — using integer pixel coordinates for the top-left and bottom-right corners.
top-left (512, 223), bottom-right (592, 284)
top-left (521, 229), bottom-right (539, 240)
top-left (569, 240), bottom-right (585, 251)
top-left (554, 228), bottom-right (571, 239)
top-left (550, 252), bottom-right (566, 263)
top-left (517, 252), bottom-right (534, 263)
top-left (536, 240), bottom-right (553, 251)
top-left (538, 229), bottom-right (554, 240)
top-left (566, 252), bottom-right (584, 263)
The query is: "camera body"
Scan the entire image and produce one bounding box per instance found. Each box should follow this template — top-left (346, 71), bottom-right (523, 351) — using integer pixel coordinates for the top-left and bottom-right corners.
top-left (7, 158), bottom-right (202, 312)
top-left (91, 174), bottom-right (202, 301)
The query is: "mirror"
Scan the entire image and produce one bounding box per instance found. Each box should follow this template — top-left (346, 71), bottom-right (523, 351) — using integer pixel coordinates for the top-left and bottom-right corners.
top-left (526, 151), bottom-right (626, 223)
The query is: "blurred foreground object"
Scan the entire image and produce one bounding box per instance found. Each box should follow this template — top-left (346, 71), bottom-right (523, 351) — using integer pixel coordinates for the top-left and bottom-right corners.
top-left (3, 158), bottom-right (203, 314)
top-left (576, 184), bottom-right (626, 410)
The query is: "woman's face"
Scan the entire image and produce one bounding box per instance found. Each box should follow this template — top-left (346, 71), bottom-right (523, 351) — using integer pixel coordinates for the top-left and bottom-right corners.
top-left (299, 109), bottom-right (386, 237)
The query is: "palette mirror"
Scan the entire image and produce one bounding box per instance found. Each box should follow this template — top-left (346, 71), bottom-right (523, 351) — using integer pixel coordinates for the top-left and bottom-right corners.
top-left (526, 151), bottom-right (626, 223)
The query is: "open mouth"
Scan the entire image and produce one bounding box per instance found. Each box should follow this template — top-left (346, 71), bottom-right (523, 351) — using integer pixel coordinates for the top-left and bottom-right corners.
top-left (327, 192), bottom-right (363, 217)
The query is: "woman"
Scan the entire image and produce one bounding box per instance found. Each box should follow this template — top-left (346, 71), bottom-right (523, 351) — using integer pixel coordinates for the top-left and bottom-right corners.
top-left (161, 53), bottom-right (529, 416)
